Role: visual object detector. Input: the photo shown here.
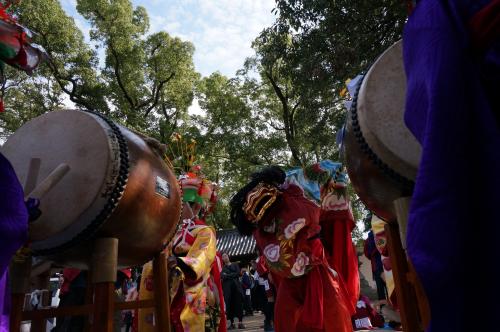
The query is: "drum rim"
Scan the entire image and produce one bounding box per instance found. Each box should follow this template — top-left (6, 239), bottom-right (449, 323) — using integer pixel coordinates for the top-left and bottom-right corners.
top-left (349, 71), bottom-right (414, 193)
top-left (32, 110), bottom-right (130, 256)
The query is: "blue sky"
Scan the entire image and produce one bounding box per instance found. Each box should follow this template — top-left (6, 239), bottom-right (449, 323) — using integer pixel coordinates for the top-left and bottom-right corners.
top-left (60, 0), bottom-right (277, 78)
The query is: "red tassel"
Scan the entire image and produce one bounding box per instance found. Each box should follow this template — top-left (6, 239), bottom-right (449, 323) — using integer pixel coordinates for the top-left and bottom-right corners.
top-left (0, 98), bottom-right (4, 112)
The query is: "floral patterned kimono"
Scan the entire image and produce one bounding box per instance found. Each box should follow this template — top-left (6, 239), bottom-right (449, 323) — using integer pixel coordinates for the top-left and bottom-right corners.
top-left (170, 219), bottom-right (217, 332)
top-left (139, 218), bottom-right (216, 332)
top-left (253, 183), bottom-right (354, 332)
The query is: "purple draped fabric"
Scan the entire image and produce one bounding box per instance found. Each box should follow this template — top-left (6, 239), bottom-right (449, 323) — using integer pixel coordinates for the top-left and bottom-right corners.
top-left (403, 0), bottom-right (500, 330)
top-left (0, 273), bottom-right (9, 332)
top-left (0, 152), bottom-right (28, 331)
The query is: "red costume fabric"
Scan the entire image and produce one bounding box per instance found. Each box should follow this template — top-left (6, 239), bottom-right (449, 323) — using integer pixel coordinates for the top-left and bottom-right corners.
top-left (254, 184), bottom-right (353, 332)
top-left (317, 175), bottom-right (359, 309)
top-left (256, 255), bottom-right (269, 277)
top-left (256, 254), bottom-right (281, 290)
top-left (60, 268), bottom-right (82, 296)
top-left (210, 251), bottom-right (227, 332)
top-left (320, 208), bottom-right (360, 308)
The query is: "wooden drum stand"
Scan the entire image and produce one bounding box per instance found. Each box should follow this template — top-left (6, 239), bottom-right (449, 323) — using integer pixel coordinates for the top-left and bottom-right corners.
top-left (9, 243), bottom-right (171, 332)
top-left (386, 197), bottom-right (431, 332)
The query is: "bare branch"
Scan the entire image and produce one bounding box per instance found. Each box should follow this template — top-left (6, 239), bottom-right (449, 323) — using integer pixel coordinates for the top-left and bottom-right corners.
top-left (141, 72), bottom-right (176, 117)
top-left (108, 43), bottom-right (136, 109)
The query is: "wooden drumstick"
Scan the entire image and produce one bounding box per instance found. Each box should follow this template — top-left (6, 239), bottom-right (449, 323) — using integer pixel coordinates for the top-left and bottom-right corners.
top-left (25, 163), bottom-right (70, 200)
top-left (24, 158), bottom-right (41, 194)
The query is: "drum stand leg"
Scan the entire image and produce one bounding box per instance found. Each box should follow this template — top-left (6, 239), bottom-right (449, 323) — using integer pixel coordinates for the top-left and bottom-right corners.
top-left (385, 222), bottom-right (421, 331)
top-left (153, 252), bottom-right (171, 332)
top-left (90, 238), bottom-right (118, 332)
top-left (84, 271), bottom-right (95, 332)
top-left (9, 258), bottom-right (31, 332)
top-left (386, 197), bottom-right (430, 332)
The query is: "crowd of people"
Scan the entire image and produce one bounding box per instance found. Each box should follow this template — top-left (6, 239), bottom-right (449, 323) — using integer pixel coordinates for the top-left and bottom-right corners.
top-left (219, 253), bottom-right (278, 331)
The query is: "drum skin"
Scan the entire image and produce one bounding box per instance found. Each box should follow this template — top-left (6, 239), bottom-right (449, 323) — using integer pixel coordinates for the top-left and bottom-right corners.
top-left (344, 41), bottom-right (420, 222)
top-left (1, 110), bottom-right (181, 268)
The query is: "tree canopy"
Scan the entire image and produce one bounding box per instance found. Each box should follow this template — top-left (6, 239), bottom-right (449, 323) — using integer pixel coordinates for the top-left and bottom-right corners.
top-left (0, 0), bottom-right (408, 233)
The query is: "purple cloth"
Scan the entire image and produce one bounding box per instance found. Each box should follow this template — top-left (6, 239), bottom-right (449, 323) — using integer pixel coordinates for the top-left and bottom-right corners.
top-left (0, 152), bottom-right (28, 330)
top-left (0, 272), bottom-right (9, 332)
top-left (403, 1), bottom-right (500, 331)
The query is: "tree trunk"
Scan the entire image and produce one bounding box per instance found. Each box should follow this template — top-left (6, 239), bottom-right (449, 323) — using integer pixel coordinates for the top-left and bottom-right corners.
top-left (265, 72), bottom-right (302, 165)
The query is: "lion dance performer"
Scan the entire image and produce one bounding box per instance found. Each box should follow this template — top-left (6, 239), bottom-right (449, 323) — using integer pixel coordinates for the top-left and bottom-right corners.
top-left (230, 166), bottom-right (354, 332)
top-left (286, 160), bottom-right (360, 308)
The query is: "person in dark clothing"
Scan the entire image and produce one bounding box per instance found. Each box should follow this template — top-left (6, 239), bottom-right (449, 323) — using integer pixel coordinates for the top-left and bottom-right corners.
top-left (241, 268), bottom-right (253, 316)
top-left (255, 256), bottom-right (275, 332)
top-left (52, 269), bottom-right (131, 332)
top-left (364, 231), bottom-right (387, 301)
top-left (250, 262), bottom-right (266, 313)
top-left (221, 253), bottom-right (245, 329)
top-left (52, 269), bottom-right (87, 332)
top-left (114, 269), bottom-right (131, 332)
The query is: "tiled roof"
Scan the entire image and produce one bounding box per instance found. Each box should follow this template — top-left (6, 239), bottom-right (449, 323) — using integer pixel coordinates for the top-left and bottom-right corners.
top-left (216, 228), bottom-right (256, 259)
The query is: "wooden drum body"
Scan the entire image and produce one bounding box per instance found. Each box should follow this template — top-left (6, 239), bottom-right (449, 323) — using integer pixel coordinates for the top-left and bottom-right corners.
top-left (344, 41), bottom-right (422, 222)
top-left (1, 110), bottom-right (181, 268)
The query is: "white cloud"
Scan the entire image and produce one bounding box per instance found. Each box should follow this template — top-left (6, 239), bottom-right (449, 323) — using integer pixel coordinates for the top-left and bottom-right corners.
top-left (139, 0), bottom-right (276, 77)
top-left (62, 0), bottom-right (276, 77)
top-left (61, 0), bottom-right (276, 119)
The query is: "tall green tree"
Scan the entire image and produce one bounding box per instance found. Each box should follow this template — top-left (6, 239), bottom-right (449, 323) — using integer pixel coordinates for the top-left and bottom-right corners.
top-left (195, 74), bottom-right (288, 189)
top-left (242, 26), bottom-right (345, 166)
top-left (0, 0), bottom-right (106, 137)
top-left (240, 0), bottom-right (407, 167)
top-left (76, 0), bottom-right (199, 134)
top-left (189, 72), bottom-right (291, 228)
top-left (17, 0), bottom-right (107, 112)
top-left (273, 0), bottom-right (407, 88)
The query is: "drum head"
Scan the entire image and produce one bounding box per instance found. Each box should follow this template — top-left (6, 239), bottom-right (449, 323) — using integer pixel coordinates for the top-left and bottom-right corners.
top-left (357, 40), bottom-right (421, 180)
top-left (1, 110), bottom-right (120, 246)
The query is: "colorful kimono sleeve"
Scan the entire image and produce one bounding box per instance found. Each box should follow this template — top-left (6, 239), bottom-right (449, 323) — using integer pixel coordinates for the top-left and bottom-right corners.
top-left (177, 227), bottom-right (217, 282)
top-left (138, 261), bottom-right (155, 331)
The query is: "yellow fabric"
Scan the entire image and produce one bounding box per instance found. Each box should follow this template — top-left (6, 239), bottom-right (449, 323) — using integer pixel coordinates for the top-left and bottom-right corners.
top-left (177, 226), bottom-right (216, 332)
top-left (371, 215), bottom-right (385, 234)
top-left (138, 261), bottom-right (155, 331)
top-left (371, 215), bottom-right (395, 303)
top-left (138, 225), bottom-right (216, 332)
